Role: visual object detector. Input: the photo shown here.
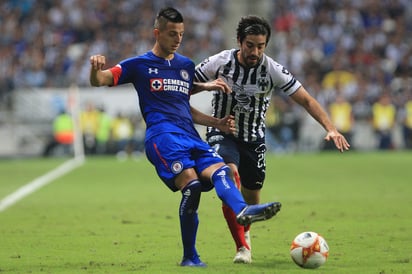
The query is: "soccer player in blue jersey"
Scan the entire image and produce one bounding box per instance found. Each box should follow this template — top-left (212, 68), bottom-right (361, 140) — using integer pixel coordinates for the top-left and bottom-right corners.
top-left (89, 7), bottom-right (281, 267)
top-left (194, 15), bottom-right (350, 263)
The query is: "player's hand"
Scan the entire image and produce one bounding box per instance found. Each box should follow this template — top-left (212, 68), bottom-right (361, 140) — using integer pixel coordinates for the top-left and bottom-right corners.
top-left (213, 78), bottom-right (231, 94)
top-left (215, 115), bottom-right (235, 134)
top-left (324, 131), bottom-right (350, 152)
top-left (89, 55), bottom-right (106, 71)
top-left (202, 78), bottom-right (231, 94)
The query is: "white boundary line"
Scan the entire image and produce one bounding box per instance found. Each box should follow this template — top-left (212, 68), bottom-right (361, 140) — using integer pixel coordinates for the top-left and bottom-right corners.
top-left (0, 156), bottom-right (85, 212)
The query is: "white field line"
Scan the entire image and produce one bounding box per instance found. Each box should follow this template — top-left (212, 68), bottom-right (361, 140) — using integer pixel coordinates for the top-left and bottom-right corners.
top-left (0, 156), bottom-right (85, 212)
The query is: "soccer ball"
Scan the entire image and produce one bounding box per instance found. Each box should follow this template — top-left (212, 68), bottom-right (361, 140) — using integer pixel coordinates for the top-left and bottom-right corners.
top-left (290, 231), bottom-right (329, 269)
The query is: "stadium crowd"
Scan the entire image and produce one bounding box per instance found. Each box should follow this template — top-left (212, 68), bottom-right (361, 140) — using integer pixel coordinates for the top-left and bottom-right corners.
top-left (1, 0), bottom-right (412, 151)
top-left (0, 0), bottom-right (226, 91)
top-left (267, 0), bottom-right (412, 151)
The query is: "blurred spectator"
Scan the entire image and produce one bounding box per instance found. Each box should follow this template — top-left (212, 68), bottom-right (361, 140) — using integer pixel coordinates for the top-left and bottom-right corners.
top-left (352, 91), bottom-right (372, 122)
top-left (0, 73), bottom-right (14, 109)
top-left (266, 95), bottom-right (300, 153)
top-left (110, 112), bottom-right (134, 157)
top-left (95, 106), bottom-right (112, 155)
top-left (42, 109), bottom-right (74, 157)
top-left (324, 93), bottom-right (354, 150)
top-left (401, 92), bottom-right (412, 149)
top-left (265, 96), bottom-right (282, 152)
top-left (372, 92), bottom-right (396, 150)
top-left (79, 102), bottom-right (100, 154)
top-left (321, 55), bottom-right (357, 100)
top-left (390, 51), bottom-right (412, 95)
top-left (129, 114), bottom-right (146, 154)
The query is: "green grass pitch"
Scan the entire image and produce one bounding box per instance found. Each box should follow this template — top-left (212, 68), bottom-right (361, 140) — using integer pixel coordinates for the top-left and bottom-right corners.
top-left (0, 151), bottom-right (411, 273)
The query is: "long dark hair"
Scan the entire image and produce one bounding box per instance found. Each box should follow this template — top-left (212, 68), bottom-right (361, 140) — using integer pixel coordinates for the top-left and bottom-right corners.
top-left (236, 15), bottom-right (271, 45)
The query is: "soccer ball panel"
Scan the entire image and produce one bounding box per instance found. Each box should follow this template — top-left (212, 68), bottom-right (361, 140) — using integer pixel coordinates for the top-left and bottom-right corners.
top-left (290, 231), bottom-right (329, 269)
top-left (290, 247), bottom-right (305, 265)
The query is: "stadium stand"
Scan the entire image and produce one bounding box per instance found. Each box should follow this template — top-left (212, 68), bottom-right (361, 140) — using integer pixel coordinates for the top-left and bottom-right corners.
top-left (1, 0), bottom-right (412, 156)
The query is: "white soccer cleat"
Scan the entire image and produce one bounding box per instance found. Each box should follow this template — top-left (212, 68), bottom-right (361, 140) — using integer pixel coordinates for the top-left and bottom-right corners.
top-left (233, 246), bottom-right (252, 264)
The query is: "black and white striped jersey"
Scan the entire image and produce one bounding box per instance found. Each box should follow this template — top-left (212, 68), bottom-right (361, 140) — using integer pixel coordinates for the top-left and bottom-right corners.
top-left (194, 49), bottom-right (302, 143)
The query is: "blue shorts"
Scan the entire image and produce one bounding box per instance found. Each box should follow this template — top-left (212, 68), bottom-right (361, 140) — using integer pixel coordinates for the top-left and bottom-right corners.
top-left (145, 132), bottom-right (223, 192)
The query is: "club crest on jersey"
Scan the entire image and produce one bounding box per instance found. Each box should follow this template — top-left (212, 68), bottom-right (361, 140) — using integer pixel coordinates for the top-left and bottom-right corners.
top-left (180, 70), bottom-right (189, 81)
top-left (257, 77), bottom-right (269, 91)
top-left (171, 161), bottom-right (183, 174)
top-left (150, 78), bottom-right (163, 91)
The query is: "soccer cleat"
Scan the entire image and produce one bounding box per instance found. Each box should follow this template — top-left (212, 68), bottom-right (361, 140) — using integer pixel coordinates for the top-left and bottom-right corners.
top-left (233, 246), bottom-right (252, 264)
top-left (180, 257), bottom-right (207, 267)
top-left (236, 202), bottom-right (281, 226)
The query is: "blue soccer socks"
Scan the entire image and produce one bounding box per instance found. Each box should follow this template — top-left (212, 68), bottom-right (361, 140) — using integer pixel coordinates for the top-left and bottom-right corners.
top-left (211, 165), bottom-right (246, 214)
top-left (179, 180), bottom-right (202, 262)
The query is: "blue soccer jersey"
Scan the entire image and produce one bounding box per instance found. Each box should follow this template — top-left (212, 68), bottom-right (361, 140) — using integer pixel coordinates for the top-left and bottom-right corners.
top-left (111, 51), bottom-right (200, 140)
top-left (110, 51), bottom-right (223, 189)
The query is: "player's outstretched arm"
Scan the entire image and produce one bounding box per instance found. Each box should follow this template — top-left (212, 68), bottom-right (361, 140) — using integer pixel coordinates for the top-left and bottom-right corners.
top-left (89, 54), bottom-right (114, 87)
top-left (290, 86), bottom-right (350, 152)
top-left (190, 106), bottom-right (235, 134)
top-left (192, 78), bottom-right (231, 94)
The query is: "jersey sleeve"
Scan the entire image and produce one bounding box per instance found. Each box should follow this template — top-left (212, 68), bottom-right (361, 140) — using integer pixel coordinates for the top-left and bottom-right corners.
top-left (109, 65), bottom-right (122, 86)
top-left (194, 50), bottom-right (231, 82)
top-left (268, 60), bottom-right (302, 96)
top-left (111, 57), bottom-right (140, 86)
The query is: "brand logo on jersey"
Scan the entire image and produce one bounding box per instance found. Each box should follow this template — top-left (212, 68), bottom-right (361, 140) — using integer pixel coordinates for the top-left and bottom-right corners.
top-left (171, 161), bottom-right (183, 174)
top-left (233, 86), bottom-right (253, 113)
top-left (148, 68), bottom-right (158, 74)
top-left (180, 69), bottom-right (189, 81)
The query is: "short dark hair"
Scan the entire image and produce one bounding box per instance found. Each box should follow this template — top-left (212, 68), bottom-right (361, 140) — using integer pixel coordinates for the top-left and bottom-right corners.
top-left (236, 15), bottom-right (271, 45)
top-left (154, 7), bottom-right (184, 30)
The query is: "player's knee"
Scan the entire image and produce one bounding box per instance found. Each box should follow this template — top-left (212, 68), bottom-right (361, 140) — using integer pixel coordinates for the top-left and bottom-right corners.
top-left (211, 165), bottom-right (232, 182)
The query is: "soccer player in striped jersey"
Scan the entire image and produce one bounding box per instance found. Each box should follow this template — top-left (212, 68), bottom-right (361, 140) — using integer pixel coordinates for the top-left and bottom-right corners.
top-left (89, 8), bottom-right (281, 267)
top-left (194, 15), bottom-right (350, 264)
